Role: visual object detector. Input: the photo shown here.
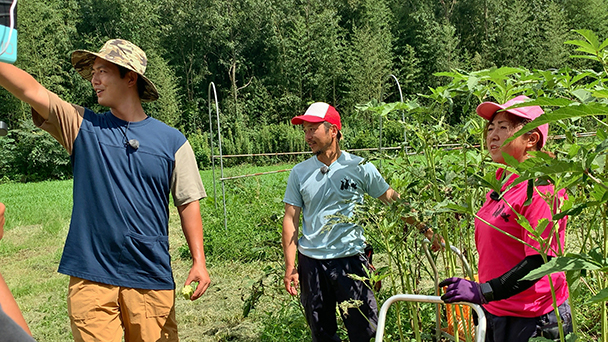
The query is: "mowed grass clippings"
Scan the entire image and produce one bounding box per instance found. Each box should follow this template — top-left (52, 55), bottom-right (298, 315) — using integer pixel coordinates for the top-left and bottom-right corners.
top-left (0, 163), bottom-right (299, 341)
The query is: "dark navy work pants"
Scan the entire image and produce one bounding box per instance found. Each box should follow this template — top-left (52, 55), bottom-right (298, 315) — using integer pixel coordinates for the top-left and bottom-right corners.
top-left (484, 299), bottom-right (573, 342)
top-left (298, 252), bottom-right (378, 342)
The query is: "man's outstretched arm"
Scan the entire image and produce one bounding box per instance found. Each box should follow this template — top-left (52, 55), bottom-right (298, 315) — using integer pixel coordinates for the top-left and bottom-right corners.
top-left (378, 188), bottom-right (444, 251)
top-left (0, 62), bottom-right (50, 119)
top-left (378, 187), bottom-right (399, 204)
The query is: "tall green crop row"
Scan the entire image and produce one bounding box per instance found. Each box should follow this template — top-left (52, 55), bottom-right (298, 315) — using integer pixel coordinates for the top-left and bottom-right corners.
top-left (351, 30), bottom-right (608, 341)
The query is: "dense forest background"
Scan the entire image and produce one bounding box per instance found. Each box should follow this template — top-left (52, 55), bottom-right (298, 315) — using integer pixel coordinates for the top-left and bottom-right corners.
top-left (0, 0), bottom-right (607, 181)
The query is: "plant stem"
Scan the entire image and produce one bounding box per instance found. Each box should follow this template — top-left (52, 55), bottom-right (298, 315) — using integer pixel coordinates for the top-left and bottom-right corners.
top-left (383, 228), bottom-right (405, 341)
top-left (473, 214), bottom-right (539, 251)
top-left (542, 253), bottom-right (566, 342)
top-left (602, 203), bottom-right (608, 342)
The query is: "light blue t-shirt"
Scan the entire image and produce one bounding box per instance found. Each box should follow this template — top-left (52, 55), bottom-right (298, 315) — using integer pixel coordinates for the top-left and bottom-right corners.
top-left (283, 151), bottom-right (390, 259)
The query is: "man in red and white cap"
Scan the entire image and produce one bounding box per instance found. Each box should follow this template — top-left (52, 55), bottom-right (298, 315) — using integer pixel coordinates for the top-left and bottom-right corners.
top-left (282, 102), bottom-right (398, 341)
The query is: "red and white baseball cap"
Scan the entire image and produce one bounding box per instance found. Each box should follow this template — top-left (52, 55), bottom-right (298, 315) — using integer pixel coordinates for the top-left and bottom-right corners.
top-left (476, 95), bottom-right (549, 148)
top-left (291, 102), bottom-right (342, 130)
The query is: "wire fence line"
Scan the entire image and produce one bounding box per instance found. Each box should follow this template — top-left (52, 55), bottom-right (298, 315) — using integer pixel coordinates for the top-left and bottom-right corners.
top-left (212, 132), bottom-right (596, 181)
top-left (212, 131), bottom-right (597, 160)
top-left (210, 131), bottom-right (596, 230)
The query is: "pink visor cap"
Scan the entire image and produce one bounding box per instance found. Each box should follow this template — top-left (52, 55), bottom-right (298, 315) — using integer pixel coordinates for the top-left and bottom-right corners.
top-left (291, 102), bottom-right (342, 130)
top-left (476, 95), bottom-right (548, 148)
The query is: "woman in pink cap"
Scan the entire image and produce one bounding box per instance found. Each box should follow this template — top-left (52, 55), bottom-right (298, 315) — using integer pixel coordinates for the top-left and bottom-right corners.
top-left (438, 96), bottom-right (572, 341)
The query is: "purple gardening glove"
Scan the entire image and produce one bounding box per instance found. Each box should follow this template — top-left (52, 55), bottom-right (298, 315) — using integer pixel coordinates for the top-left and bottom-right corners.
top-left (438, 277), bottom-right (487, 305)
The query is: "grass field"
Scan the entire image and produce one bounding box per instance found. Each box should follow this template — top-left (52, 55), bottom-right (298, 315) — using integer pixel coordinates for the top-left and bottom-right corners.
top-left (0, 163), bottom-right (308, 341)
top-left (2, 156), bottom-right (598, 341)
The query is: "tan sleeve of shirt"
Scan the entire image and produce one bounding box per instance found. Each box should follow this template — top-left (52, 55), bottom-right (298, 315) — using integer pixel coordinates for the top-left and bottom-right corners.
top-left (31, 90), bottom-right (85, 155)
top-left (172, 140), bottom-right (207, 207)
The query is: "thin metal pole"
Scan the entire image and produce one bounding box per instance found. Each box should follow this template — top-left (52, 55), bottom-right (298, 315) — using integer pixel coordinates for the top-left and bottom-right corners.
top-left (220, 168), bottom-right (292, 181)
top-left (208, 82), bottom-right (227, 231)
top-left (217, 111), bottom-right (227, 231)
top-left (390, 74), bottom-right (407, 153)
top-left (208, 83), bottom-right (218, 209)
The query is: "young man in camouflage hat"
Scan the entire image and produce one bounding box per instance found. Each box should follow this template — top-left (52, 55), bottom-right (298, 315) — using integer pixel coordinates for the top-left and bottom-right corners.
top-left (0, 39), bottom-right (210, 341)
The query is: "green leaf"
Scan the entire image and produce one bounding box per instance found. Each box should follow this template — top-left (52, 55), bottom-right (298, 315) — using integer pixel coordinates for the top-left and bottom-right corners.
top-left (595, 139), bottom-right (608, 154)
top-left (534, 218), bottom-right (549, 236)
top-left (593, 90), bottom-right (608, 99)
top-left (591, 183), bottom-right (608, 202)
top-left (522, 256), bottom-right (603, 281)
top-left (470, 172), bottom-right (502, 193)
top-left (588, 287), bottom-right (608, 303)
top-left (565, 41), bottom-right (598, 55)
top-left (517, 215), bottom-right (535, 236)
top-left (570, 55), bottom-right (604, 61)
top-left (524, 179), bottom-right (534, 206)
top-left (565, 332), bottom-right (579, 342)
top-left (589, 248), bottom-right (606, 264)
top-left (572, 29), bottom-right (601, 49)
top-left (435, 201), bottom-right (473, 214)
top-left (503, 152), bottom-right (520, 168)
top-left (529, 337), bottom-right (555, 342)
top-left (599, 37), bottom-right (608, 51)
top-left (507, 103), bottom-right (608, 143)
top-left (434, 71), bottom-right (464, 79)
top-left (570, 72), bottom-right (593, 86)
top-left (487, 67), bottom-right (527, 79)
top-left (466, 76), bottom-right (480, 91)
top-left (553, 202), bottom-right (589, 220)
top-left (568, 144), bottom-right (581, 158)
top-left (571, 89), bottom-right (593, 103)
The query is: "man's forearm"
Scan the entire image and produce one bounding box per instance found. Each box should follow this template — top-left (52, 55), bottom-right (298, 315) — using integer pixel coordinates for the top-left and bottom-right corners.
top-left (282, 224), bottom-right (298, 268)
top-left (0, 62), bottom-right (49, 119)
top-left (178, 200), bottom-right (206, 265)
top-left (282, 204), bottom-right (300, 268)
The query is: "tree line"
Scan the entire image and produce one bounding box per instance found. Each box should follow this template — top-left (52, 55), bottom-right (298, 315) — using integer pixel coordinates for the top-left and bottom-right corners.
top-left (0, 0), bottom-right (606, 181)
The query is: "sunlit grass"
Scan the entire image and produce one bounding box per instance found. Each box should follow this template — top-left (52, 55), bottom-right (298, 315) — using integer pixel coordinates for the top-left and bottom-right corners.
top-left (0, 163), bottom-right (299, 341)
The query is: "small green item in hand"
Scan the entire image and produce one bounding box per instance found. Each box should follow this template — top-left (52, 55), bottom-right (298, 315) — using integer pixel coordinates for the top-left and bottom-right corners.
top-left (182, 284), bottom-right (195, 300)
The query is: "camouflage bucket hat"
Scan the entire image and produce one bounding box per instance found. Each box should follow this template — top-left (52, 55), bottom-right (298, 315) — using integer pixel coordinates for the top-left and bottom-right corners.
top-left (71, 39), bottom-right (159, 102)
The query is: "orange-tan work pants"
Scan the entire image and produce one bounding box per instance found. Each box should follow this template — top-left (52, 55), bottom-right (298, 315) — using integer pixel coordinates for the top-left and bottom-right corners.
top-left (67, 277), bottom-right (178, 342)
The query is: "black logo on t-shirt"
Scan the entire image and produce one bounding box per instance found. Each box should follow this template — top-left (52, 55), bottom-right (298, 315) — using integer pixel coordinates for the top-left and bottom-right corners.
top-left (492, 204), bottom-right (504, 218)
top-left (341, 178), bottom-right (358, 190)
top-left (492, 204), bottom-right (510, 222)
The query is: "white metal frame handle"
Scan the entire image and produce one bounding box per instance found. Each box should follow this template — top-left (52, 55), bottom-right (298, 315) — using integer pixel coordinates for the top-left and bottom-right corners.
top-left (375, 294), bottom-right (486, 342)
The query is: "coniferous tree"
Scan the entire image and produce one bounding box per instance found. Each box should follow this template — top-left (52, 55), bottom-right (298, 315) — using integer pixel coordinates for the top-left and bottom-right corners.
top-left (540, 1), bottom-right (572, 70)
top-left (344, 0), bottom-right (394, 123)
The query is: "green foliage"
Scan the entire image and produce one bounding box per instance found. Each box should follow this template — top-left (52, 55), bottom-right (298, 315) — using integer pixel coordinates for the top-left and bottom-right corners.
top-left (188, 132), bottom-right (212, 169)
top-left (0, 121), bottom-right (71, 182)
top-left (3, 0), bottom-right (608, 183)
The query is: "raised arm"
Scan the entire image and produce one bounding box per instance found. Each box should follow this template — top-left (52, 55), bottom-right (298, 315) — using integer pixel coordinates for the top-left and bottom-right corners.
top-left (0, 62), bottom-right (50, 119)
top-left (177, 200), bottom-right (210, 300)
top-left (282, 203), bottom-right (301, 296)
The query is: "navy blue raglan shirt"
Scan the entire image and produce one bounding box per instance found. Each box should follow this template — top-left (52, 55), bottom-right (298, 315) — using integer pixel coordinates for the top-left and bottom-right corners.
top-left (34, 91), bottom-right (206, 290)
